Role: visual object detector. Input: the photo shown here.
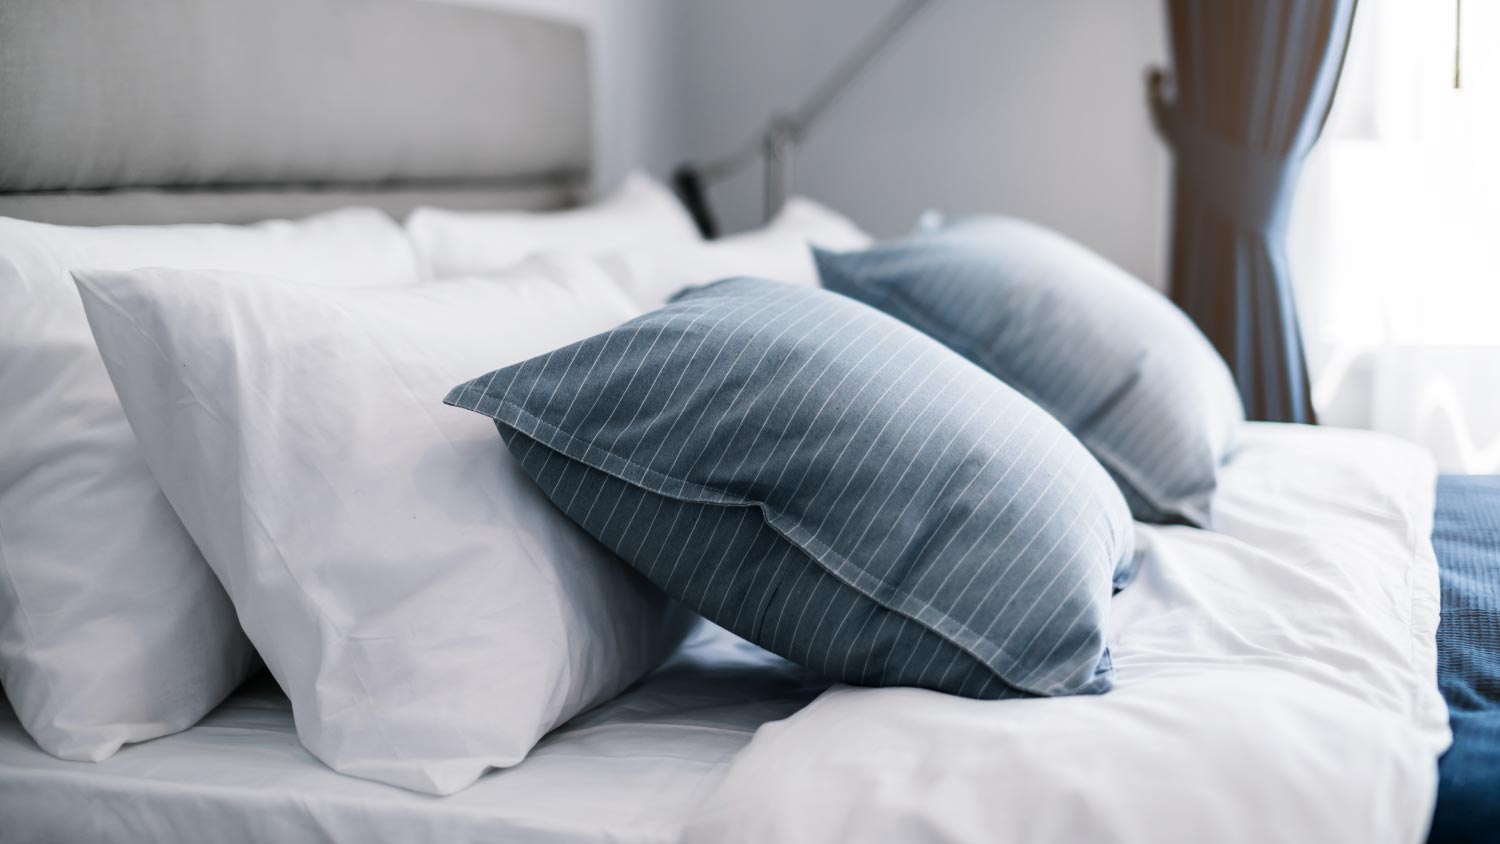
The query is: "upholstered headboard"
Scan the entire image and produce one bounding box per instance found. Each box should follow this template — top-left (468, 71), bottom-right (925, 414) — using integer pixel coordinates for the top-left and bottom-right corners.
top-left (0, 0), bottom-right (591, 224)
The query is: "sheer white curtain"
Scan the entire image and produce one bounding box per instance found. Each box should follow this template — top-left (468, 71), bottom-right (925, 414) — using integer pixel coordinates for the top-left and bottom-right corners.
top-left (1289, 0), bottom-right (1500, 472)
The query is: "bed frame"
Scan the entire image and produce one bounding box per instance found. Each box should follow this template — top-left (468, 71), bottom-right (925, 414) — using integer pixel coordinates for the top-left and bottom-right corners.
top-left (0, 0), bottom-right (592, 225)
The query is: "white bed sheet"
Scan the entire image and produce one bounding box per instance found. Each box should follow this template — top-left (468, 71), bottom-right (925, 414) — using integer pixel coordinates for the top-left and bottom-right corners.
top-left (0, 621), bottom-right (828, 844)
top-left (0, 424), bottom-right (1453, 844)
top-left (681, 423), bottom-right (1452, 844)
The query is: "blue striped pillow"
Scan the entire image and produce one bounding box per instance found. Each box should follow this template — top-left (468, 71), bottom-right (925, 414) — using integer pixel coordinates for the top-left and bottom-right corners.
top-left (446, 278), bottom-right (1134, 698)
top-left (816, 216), bottom-right (1244, 526)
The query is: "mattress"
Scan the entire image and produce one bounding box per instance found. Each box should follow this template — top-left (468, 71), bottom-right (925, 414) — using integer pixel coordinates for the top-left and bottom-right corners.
top-left (1427, 475), bottom-right (1500, 844)
top-left (0, 621), bottom-right (829, 844)
top-left (0, 423), bottom-right (1456, 843)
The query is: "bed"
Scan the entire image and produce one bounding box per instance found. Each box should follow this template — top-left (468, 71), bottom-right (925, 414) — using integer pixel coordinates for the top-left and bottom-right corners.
top-left (0, 423), bottom-right (1478, 843)
top-left (0, 1), bottom-right (1493, 843)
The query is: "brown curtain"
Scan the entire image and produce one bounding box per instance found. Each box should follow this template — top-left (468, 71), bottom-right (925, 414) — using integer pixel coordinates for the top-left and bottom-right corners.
top-left (1150, 0), bottom-right (1358, 422)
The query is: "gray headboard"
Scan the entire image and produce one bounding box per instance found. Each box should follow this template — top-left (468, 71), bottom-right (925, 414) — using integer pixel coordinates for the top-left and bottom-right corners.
top-left (0, 0), bottom-right (591, 224)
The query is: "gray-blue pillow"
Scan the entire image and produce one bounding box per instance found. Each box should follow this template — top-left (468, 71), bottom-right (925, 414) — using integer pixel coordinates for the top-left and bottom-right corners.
top-left (815, 216), bottom-right (1243, 527)
top-left (446, 278), bottom-right (1133, 699)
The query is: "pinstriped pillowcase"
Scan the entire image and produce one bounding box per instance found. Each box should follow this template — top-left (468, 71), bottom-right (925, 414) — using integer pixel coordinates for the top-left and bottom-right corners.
top-left (816, 216), bottom-right (1244, 527)
top-left (446, 278), bottom-right (1134, 699)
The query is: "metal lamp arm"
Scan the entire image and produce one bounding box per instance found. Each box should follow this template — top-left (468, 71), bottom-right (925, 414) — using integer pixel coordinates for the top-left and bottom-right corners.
top-left (674, 0), bottom-right (935, 235)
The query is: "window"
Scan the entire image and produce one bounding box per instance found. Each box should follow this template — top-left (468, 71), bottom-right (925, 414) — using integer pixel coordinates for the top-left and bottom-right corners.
top-left (1289, 0), bottom-right (1500, 471)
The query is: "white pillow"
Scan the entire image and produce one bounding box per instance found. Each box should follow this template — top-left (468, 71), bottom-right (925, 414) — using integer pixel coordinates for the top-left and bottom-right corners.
top-left (763, 195), bottom-right (876, 252)
top-left (74, 257), bottom-right (688, 795)
top-left (407, 171), bottom-right (702, 278)
top-left (595, 196), bottom-right (874, 309)
top-left (0, 208), bottom-right (419, 762)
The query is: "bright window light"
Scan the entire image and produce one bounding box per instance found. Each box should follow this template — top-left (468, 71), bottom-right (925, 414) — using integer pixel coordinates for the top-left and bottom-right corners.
top-left (1289, 0), bottom-right (1500, 471)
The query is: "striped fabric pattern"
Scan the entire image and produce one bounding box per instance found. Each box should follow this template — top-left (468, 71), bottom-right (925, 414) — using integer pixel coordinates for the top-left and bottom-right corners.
top-left (816, 216), bottom-right (1244, 527)
top-left (446, 278), bottom-right (1133, 699)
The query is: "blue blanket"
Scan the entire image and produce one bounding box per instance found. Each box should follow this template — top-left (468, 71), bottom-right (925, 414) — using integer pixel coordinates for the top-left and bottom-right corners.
top-left (1428, 475), bottom-right (1500, 844)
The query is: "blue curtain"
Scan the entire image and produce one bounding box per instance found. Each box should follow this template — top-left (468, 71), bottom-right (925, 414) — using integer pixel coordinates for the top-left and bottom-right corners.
top-left (1150, 0), bottom-right (1358, 423)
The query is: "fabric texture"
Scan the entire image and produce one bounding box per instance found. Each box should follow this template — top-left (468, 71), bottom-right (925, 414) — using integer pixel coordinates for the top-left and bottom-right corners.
top-left (1148, 0), bottom-right (1358, 423)
top-left (1428, 474), bottom-right (1500, 844)
top-left (0, 208), bottom-right (417, 763)
top-left (816, 216), bottom-right (1243, 526)
top-left (597, 196), bottom-right (872, 310)
top-left (681, 423), bottom-right (1450, 844)
top-left (74, 259), bottom-right (686, 795)
top-left (0, 621), bottom-right (828, 844)
top-left (407, 172), bottom-right (700, 279)
top-left (0, 0), bottom-right (587, 193)
top-left (447, 278), bottom-right (1134, 699)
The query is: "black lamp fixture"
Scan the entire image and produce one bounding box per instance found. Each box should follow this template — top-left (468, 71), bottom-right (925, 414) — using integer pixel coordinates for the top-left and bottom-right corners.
top-left (672, 0), bottom-right (936, 238)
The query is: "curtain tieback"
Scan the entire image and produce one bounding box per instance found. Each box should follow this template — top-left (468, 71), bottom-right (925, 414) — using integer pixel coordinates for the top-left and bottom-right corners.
top-left (1148, 72), bottom-right (1301, 234)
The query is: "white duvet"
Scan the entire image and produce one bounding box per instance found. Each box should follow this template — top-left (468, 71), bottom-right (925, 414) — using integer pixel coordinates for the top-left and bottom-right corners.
top-left (682, 424), bottom-right (1452, 844)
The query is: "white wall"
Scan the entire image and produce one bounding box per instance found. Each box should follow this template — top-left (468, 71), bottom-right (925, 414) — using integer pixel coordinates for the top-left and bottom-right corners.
top-left (673, 0), bottom-right (1172, 288)
top-left (423, 0), bottom-right (688, 193)
top-left (426, 0), bottom-right (1171, 289)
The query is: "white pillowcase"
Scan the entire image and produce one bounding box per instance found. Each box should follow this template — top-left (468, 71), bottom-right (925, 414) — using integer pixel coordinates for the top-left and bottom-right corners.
top-left (593, 196), bottom-right (874, 309)
top-left (406, 171), bottom-right (702, 278)
top-left (0, 208), bottom-right (419, 762)
top-left (761, 195), bottom-right (875, 253)
top-left (74, 258), bottom-right (688, 795)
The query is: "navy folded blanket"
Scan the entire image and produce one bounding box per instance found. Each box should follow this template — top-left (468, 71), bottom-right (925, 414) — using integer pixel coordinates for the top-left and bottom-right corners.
top-left (1428, 475), bottom-right (1500, 844)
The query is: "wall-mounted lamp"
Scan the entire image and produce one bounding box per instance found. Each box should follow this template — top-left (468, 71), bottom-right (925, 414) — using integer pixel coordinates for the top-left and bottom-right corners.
top-left (672, 0), bottom-right (936, 238)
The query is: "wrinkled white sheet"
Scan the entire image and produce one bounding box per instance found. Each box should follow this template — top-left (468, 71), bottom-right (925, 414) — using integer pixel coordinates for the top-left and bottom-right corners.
top-left (0, 621), bottom-right (826, 844)
top-left (0, 424), bottom-right (1451, 844)
top-left (682, 424), bottom-right (1452, 844)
